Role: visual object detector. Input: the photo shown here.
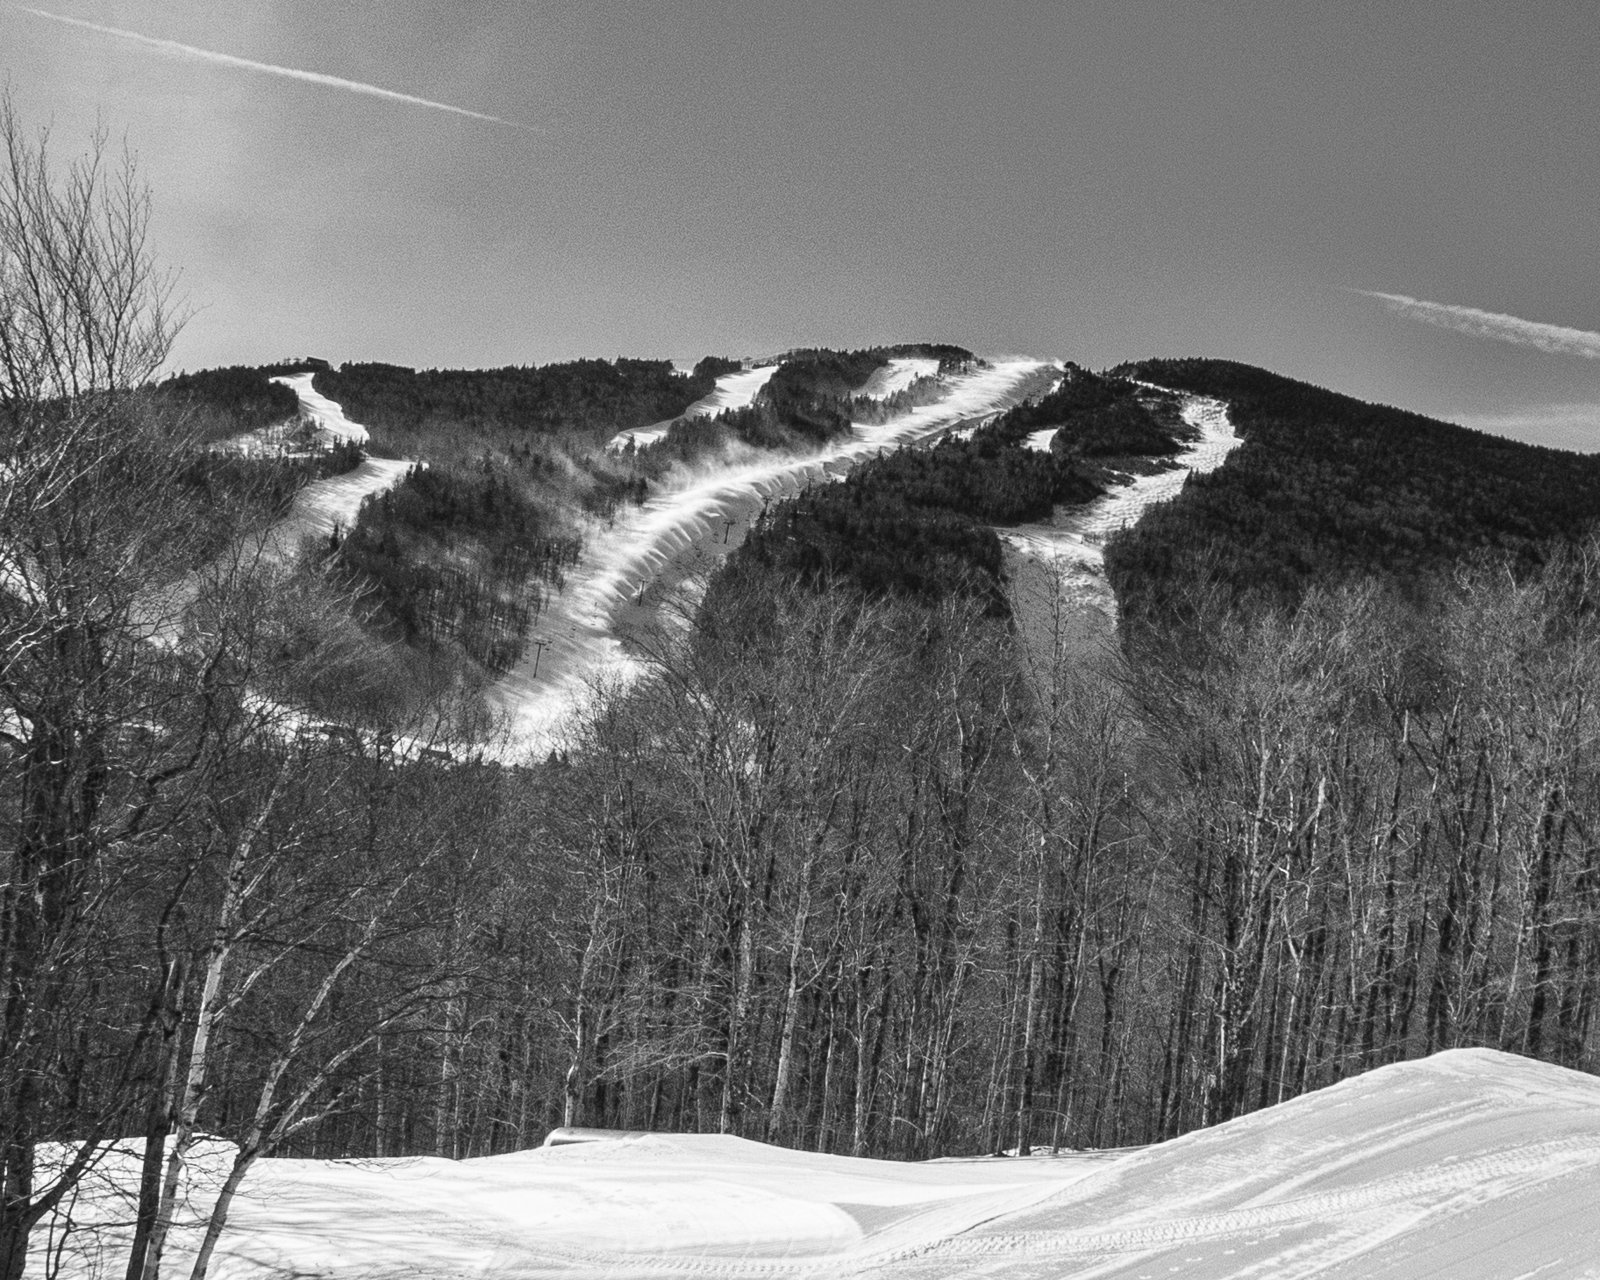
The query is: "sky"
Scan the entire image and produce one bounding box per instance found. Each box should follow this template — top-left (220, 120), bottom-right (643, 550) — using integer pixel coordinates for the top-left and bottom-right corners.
top-left (2, 0), bottom-right (1598, 450)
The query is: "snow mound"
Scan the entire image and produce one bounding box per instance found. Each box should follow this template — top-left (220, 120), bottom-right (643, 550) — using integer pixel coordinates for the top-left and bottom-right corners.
top-left (893, 1048), bottom-right (1600, 1278)
top-left (33, 1050), bottom-right (1600, 1278)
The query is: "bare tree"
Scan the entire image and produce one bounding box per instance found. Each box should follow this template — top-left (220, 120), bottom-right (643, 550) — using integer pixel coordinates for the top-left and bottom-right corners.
top-left (0, 93), bottom-right (189, 1280)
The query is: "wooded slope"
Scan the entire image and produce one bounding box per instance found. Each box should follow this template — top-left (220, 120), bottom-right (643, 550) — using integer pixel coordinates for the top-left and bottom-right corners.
top-left (1107, 358), bottom-right (1600, 623)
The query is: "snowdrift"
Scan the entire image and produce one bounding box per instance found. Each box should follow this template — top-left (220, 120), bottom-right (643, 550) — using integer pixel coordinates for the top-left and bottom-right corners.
top-left (892, 1048), bottom-right (1600, 1278)
top-left (31, 1049), bottom-right (1600, 1279)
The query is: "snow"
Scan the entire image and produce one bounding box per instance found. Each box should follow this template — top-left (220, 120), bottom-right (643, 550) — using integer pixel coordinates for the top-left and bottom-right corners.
top-left (1003, 389), bottom-right (1240, 613)
top-left (270, 372), bottom-right (370, 447)
top-left (270, 456), bottom-right (414, 551)
top-left (259, 380), bottom-right (412, 556)
top-left (1022, 426), bottom-right (1059, 452)
top-left (30, 1049), bottom-right (1600, 1279)
top-left (495, 359), bottom-right (1058, 748)
top-left (608, 363), bottom-right (781, 452)
top-left (853, 356), bottom-right (940, 400)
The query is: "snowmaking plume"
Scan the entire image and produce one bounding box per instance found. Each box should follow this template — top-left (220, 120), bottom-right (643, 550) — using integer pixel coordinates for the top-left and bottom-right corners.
top-left (16, 7), bottom-right (538, 133)
top-left (1356, 289), bottom-right (1600, 360)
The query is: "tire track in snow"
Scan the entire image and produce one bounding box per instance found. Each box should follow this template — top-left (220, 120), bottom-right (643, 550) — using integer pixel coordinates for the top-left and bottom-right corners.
top-left (877, 1136), bottom-right (1600, 1269)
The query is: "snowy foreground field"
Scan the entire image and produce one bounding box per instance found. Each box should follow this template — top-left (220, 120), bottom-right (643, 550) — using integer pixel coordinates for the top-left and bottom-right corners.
top-left (34, 1050), bottom-right (1600, 1279)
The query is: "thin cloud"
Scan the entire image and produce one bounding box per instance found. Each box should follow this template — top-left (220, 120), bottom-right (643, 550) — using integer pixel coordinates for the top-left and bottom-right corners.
top-left (17, 6), bottom-right (537, 133)
top-left (1451, 403), bottom-right (1600, 453)
top-left (1355, 290), bottom-right (1600, 360)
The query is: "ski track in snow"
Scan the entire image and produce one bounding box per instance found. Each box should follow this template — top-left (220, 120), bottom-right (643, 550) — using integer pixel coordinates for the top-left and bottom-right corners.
top-left (494, 359), bottom-right (1058, 749)
top-left (31, 1050), bottom-right (1600, 1280)
top-left (1002, 390), bottom-right (1240, 615)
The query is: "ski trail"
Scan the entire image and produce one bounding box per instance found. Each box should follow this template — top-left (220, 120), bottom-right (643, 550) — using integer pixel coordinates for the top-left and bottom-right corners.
top-left (260, 377), bottom-right (412, 558)
top-left (271, 371), bottom-right (370, 447)
top-left (495, 359), bottom-right (1059, 749)
top-left (269, 457), bottom-right (414, 555)
top-left (609, 364), bottom-right (781, 452)
top-left (1002, 390), bottom-right (1240, 615)
top-left (853, 356), bottom-right (939, 399)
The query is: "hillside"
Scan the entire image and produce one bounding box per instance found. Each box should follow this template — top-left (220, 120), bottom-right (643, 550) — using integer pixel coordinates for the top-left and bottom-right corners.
top-left (1105, 358), bottom-right (1600, 627)
top-left (12, 340), bottom-right (1600, 1280)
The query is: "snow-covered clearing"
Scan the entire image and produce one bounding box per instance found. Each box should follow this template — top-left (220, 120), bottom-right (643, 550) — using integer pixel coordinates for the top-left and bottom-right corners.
top-left (1022, 426), bottom-right (1059, 452)
top-left (608, 363), bottom-right (781, 452)
top-left (1003, 390), bottom-right (1239, 614)
top-left (30, 1049), bottom-right (1600, 1279)
top-left (854, 355), bottom-right (940, 399)
top-left (495, 359), bottom-right (1058, 748)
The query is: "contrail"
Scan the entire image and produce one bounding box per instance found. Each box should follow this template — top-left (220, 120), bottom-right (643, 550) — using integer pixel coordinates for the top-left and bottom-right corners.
top-left (1355, 290), bottom-right (1600, 360)
top-left (16, 6), bottom-right (537, 133)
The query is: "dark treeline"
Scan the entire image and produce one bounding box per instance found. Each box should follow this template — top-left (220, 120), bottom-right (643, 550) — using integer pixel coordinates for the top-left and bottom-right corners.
top-left (313, 356), bottom-right (733, 457)
top-left (301, 356), bottom-right (733, 555)
top-left (724, 430), bottom-right (1101, 610)
top-left (982, 364), bottom-right (1191, 460)
top-left (139, 366), bottom-right (301, 445)
top-left (1106, 359), bottom-right (1600, 625)
top-left (178, 443), bottom-right (366, 551)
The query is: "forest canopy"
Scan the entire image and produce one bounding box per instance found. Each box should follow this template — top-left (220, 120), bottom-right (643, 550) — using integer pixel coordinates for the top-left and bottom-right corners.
top-left (1105, 358), bottom-right (1600, 627)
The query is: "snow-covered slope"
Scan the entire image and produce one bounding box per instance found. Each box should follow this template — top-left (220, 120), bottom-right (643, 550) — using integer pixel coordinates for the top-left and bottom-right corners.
top-left (260, 379), bottom-right (412, 556)
top-left (270, 372), bottom-right (370, 447)
top-left (1004, 390), bottom-right (1240, 613)
top-left (608, 363), bottom-right (781, 452)
top-left (270, 456), bottom-right (413, 552)
top-left (32, 1050), bottom-right (1600, 1279)
top-left (854, 355), bottom-right (940, 399)
top-left (888, 1049), bottom-right (1600, 1279)
top-left (494, 359), bottom-right (1058, 746)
